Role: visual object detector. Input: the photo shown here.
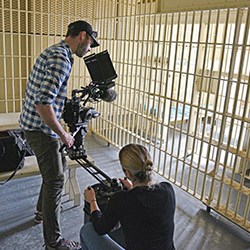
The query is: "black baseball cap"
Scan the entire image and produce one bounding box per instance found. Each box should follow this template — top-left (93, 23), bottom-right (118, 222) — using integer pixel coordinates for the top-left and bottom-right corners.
top-left (67, 20), bottom-right (99, 48)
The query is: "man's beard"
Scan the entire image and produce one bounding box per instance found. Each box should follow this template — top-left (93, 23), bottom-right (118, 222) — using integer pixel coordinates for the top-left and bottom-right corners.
top-left (75, 43), bottom-right (89, 57)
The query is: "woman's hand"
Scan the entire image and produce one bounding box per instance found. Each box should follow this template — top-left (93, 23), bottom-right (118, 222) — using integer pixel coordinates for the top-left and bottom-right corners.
top-left (84, 186), bottom-right (100, 213)
top-left (84, 186), bottom-right (96, 203)
top-left (119, 177), bottom-right (133, 190)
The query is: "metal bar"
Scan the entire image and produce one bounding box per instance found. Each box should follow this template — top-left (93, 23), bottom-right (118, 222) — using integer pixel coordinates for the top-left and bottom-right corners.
top-left (153, 13), bottom-right (164, 169)
top-left (225, 9), bottom-right (250, 218)
top-left (180, 11), bottom-right (195, 187)
top-left (215, 9), bottom-right (243, 209)
top-left (126, 3), bottom-right (136, 145)
top-left (158, 13), bottom-right (171, 176)
top-left (1, 0), bottom-right (8, 113)
top-left (205, 9), bottom-right (230, 204)
top-left (162, 12), bottom-right (174, 179)
top-left (17, 0), bottom-right (22, 111)
top-left (172, 12), bottom-right (186, 183)
top-left (9, 0), bottom-right (15, 112)
top-left (199, 9), bottom-right (220, 200)
top-left (185, 10), bottom-right (203, 193)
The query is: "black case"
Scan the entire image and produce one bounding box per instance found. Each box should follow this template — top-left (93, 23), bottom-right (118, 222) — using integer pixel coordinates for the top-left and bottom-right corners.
top-left (0, 129), bottom-right (32, 173)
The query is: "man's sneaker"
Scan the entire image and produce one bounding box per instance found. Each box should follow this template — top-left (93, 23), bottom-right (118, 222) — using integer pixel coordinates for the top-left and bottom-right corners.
top-left (45, 238), bottom-right (81, 250)
top-left (34, 211), bottom-right (43, 224)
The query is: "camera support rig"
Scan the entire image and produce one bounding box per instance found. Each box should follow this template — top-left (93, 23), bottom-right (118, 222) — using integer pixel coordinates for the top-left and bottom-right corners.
top-left (60, 50), bottom-right (122, 214)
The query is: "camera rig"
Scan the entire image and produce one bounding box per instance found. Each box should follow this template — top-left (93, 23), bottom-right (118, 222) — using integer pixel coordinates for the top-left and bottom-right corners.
top-left (60, 50), bottom-right (122, 213)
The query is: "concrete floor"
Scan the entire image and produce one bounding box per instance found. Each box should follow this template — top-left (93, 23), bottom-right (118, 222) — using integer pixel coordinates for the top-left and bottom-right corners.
top-left (0, 133), bottom-right (249, 250)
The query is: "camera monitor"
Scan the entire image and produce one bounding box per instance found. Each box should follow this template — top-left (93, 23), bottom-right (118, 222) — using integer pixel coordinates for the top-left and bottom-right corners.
top-left (84, 50), bottom-right (117, 84)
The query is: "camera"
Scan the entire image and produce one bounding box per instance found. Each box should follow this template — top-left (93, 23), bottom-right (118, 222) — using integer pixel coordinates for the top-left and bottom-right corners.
top-left (60, 50), bottom-right (123, 217)
top-left (61, 50), bottom-right (117, 159)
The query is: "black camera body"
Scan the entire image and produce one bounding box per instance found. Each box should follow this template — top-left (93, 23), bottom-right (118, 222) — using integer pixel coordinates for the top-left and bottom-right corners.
top-left (62, 90), bottom-right (100, 137)
top-left (62, 50), bottom-right (117, 129)
top-left (84, 180), bottom-right (122, 217)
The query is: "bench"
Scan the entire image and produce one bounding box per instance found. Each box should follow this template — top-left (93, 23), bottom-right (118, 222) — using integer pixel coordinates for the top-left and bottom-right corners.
top-left (0, 112), bottom-right (92, 207)
top-left (0, 112), bottom-right (21, 131)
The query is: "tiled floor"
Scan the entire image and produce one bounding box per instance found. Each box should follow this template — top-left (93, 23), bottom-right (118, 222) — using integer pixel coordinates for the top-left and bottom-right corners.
top-left (0, 133), bottom-right (249, 250)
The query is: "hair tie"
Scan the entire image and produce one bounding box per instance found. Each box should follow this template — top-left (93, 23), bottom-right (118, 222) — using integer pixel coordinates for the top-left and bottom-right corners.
top-left (145, 160), bottom-right (153, 171)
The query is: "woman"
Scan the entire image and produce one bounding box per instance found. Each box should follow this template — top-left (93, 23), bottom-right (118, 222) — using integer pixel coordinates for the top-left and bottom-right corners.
top-left (80, 144), bottom-right (176, 250)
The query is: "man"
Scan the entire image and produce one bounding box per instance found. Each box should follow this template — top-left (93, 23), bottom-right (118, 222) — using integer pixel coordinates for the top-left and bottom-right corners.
top-left (19, 20), bottom-right (99, 250)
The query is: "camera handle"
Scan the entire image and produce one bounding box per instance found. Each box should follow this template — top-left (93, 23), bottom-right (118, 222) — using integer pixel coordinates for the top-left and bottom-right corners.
top-left (59, 126), bottom-right (82, 153)
top-left (74, 155), bottom-right (122, 192)
top-left (75, 154), bottom-right (122, 216)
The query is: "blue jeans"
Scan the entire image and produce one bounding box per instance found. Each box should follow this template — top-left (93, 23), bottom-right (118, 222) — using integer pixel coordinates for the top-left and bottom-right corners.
top-left (80, 223), bottom-right (125, 250)
top-left (24, 131), bottom-right (67, 246)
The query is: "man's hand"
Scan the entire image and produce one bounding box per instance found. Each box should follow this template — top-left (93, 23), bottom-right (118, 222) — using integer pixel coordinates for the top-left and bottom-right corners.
top-left (60, 131), bottom-right (74, 148)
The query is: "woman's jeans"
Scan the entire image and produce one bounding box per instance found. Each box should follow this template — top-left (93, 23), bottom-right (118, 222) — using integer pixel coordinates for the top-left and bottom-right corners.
top-left (24, 131), bottom-right (67, 246)
top-left (80, 222), bottom-right (125, 250)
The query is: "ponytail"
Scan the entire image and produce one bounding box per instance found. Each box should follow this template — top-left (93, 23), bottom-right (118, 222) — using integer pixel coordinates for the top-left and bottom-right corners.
top-left (119, 144), bottom-right (154, 183)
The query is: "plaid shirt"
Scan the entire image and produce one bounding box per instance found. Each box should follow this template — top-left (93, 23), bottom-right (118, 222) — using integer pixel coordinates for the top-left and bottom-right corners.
top-left (19, 40), bottom-right (74, 138)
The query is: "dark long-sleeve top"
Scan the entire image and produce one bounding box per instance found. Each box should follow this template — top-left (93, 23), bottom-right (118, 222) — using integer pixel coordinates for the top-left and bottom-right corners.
top-left (90, 182), bottom-right (176, 250)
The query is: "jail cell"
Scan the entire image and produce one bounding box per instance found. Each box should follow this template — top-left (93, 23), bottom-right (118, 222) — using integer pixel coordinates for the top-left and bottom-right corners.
top-left (96, 5), bottom-right (250, 231)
